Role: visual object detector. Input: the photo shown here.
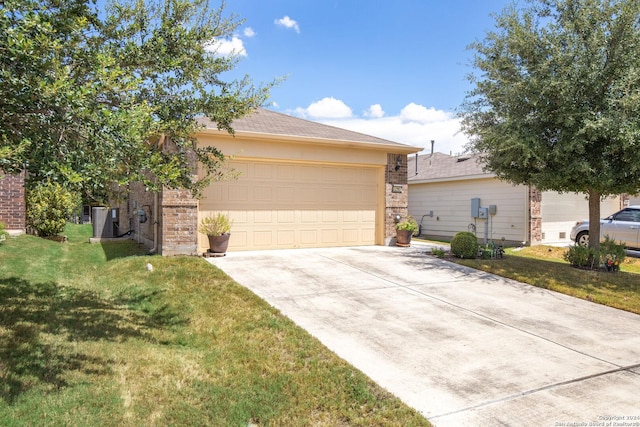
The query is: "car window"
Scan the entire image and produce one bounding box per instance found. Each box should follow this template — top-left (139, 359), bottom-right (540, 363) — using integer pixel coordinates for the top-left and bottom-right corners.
top-left (614, 209), bottom-right (640, 222)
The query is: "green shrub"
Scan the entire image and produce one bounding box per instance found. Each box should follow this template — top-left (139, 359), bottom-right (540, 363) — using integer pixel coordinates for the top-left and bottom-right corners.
top-left (431, 247), bottom-right (446, 258)
top-left (564, 236), bottom-right (626, 271)
top-left (451, 231), bottom-right (479, 259)
top-left (564, 244), bottom-right (598, 268)
top-left (0, 221), bottom-right (8, 242)
top-left (26, 181), bottom-right (80, 237)
top-left (599, 235), bottom-right (625, 271)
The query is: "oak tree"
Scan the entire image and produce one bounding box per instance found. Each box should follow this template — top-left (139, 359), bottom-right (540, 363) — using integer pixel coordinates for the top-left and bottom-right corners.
top-left (1, 0), bottom-right (271, 200)
top-left (460, 0), bottom-right (640, 250)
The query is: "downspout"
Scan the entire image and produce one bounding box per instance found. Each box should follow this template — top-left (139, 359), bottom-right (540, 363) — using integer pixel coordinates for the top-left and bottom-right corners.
top-left (525, 185), bottom-right (531, 245)
top-left (151, 190), bottom-right (159, 253)
top-left (150, 135), bottom-right (165, 254)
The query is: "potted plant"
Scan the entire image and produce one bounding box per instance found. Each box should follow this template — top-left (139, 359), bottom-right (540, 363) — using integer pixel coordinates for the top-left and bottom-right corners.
top-left (199, 213), bottom-right (233, 255)
top-left (395, 216), bottom-right (418, 247)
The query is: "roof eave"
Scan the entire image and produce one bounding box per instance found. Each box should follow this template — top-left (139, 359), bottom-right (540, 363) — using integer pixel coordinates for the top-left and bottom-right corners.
top-left (196, 128), bottom-right (422, 154)
top-left (408, 173), bottom-right (495, 184)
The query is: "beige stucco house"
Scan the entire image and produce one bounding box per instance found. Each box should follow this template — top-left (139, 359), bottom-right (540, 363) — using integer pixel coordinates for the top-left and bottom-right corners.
top-left (120, 108), bottom-right (421, 255)
top-left (407, 152), bottom-right (621, 246)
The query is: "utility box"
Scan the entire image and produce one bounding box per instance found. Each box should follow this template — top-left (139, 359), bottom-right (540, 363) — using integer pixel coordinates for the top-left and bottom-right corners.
top-left (478, 207), bottom-right (489, 219)
top-left (471, 198), bottom-right (481, 218)
top-left (92, 207), bottom-right (119, 238)
top-left (489, 205), bottom-right (497, 215)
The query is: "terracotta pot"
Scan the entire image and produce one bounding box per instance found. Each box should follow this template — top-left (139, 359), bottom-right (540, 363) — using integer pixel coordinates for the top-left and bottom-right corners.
top-left (396, 229), bottom-right (413, 247)
top-left (207, 234), bottom-right (230, 253)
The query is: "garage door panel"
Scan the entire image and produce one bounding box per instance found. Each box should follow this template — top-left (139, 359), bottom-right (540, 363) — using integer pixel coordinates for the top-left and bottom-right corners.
top-left (200, 161), bottom-right (379, 251)
top-left (343, 229), bottom-right (359, 242)
top-left (233, 231), bottom-right (248, 247)
top-left (300, 229), bottom-right (318, 244)
top-left (254, 211), bottom-right (272, 223)
top-left (277, 165), bottom-right (296, 180)
top-left (276, 186), bottom-right (296, 202)
top-left (277, 211), bottom-right (295, 223)
top-left (254, 163), bottom-right (273, 179)
top-left (277, 230), bottom-right (295, 245)
top-left (253, 230), bottom-right (273, 246)
top-left (343, 211), bottom-right (359, 222)
top-left (229, 185), bottom-right (249, 201)
top-left (321, 229), bottom-right (338, 243)
top-left (301, 211), bottom-right (318, 223)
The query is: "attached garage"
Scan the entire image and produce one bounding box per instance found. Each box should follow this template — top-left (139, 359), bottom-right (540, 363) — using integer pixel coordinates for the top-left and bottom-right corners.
top-left (113, 107), bottom-right (419, 255)
top-left (116, 108), bottom-right (419, 255)
top-left (199, 159), bottom-right (380, 251)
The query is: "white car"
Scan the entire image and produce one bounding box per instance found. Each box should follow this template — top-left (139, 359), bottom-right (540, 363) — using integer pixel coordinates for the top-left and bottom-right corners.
top-left (570, 206), bottom-right (640, 248)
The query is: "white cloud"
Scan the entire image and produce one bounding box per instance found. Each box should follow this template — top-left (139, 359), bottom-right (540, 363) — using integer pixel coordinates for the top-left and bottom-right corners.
top-left (400, 102), bottom-right (450, 123)
top-left (364, 104), bottom-right (385, 118)
top-left (205, 36), bottom-right (247, 57)
top-left (244, 27), bottom-right (256, 38)
top-left (297, 97), bottom-right (352, 119)
top-left (275, 16), bottom-right (300, 33)
top-left (291, 99), bottom-right (467, 155)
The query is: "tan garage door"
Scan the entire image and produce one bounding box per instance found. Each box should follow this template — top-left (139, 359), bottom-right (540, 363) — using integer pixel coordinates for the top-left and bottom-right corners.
top-left (199, 160), bottom-right (380, 251)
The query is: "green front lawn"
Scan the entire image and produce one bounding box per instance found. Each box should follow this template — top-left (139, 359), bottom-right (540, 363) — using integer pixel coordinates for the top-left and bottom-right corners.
top-left (0, 224), bottom-right (429, 426)
top-left (452, 245), bottom-right (640, 315)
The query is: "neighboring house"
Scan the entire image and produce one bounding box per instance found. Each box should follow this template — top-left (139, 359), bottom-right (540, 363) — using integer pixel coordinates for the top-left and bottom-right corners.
top-left (0, 171), bottom-right (26, 235)
top-left (407, 152), bottom-right (621, 246)
top-left (119, 108), bottom-right (420, 255)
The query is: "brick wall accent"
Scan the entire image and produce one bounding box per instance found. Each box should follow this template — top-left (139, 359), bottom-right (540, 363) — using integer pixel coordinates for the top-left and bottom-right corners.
top-left (115, 182), bottom-right (156, 247)
top-left (0, 171), bottom-right (26, 234)
top-left (159, 187), bottom-right (198, 256)
top-left (385, 153), bottom-right (409, 244)
top-left (529, 186), bottom-right (542, 245)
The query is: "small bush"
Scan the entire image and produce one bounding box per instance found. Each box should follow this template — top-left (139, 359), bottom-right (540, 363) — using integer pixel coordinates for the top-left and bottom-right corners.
top-left (26, 181), bottom-right (80, 237)
top-left (451, 231), bottom-right (479, 259)
top-left (563, 236), bottom-right (625, 271)
top-left (564, 244), bottom-right (598, 268)
top-left (0, 221), bottom-right (8, 242)
top-left (599, 235), bottom-right (625, 271)
top-left (431, 247), bottom-right (446, 258)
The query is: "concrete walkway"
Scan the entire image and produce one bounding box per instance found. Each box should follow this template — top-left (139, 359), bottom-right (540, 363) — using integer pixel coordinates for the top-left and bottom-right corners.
top-left (206, 244), bottom-right (640, 426)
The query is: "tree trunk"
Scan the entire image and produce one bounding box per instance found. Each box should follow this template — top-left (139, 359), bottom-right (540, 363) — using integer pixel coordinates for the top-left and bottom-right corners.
top-left (588, 189), bottom-right (601, 252)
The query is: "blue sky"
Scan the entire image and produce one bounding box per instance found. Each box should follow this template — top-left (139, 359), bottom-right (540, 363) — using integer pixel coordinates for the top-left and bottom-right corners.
top-left (212, 0), bottom-right (515, 155)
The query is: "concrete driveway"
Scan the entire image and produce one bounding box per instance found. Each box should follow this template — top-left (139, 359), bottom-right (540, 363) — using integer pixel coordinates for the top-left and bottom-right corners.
top-left (206, 244), bottom-right (640, 426)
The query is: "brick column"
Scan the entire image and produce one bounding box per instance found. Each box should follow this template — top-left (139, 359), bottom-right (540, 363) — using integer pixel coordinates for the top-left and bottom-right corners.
top-left (0, 171), bottom-right (26, 234)
top-left (529, 186), bottom-right (542, 245)
top-left (160, 187), bottom-right (198, 256)
top-left (385, 154), bottom-right (408, 245)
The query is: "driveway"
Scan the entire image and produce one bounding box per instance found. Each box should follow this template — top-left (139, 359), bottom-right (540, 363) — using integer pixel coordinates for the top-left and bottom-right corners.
top-left (206, 244), bottom-right (640, 426)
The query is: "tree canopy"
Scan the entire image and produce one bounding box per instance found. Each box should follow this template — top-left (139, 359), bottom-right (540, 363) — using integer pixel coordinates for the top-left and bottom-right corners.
top-left (460, 0), bottom-right (640, 249)
top-left (0, 0), bottom-right (272, 200)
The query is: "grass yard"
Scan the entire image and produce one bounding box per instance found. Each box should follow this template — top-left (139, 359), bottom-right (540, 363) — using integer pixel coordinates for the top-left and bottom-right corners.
top-left (451, 245), bottom-right (640, 315)
top-left (0, 224), bottom-right (429, 426)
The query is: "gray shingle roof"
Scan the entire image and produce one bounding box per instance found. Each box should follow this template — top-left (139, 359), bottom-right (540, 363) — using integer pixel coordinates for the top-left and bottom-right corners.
top-left (407, 152), bottom-right (493, 182)
top-left (197, 107), bottom-right (419, 152)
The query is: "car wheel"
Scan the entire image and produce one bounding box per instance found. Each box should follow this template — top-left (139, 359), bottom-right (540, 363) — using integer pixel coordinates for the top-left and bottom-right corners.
top-left (576, 231), bottom-right (589, 246)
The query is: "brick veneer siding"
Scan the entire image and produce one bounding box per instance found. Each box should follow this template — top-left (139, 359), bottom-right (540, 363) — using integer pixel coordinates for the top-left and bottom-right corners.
top-left (116, 182), bottom-right (156, 247)
top-left (0, 171), bottom-right (26, 234)
top-left (529, 186), bottom-right (542, 245)
top-left (159, 187), bottom-right (198, 256)
top-left (385, 153), bottom-right (409, 244)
